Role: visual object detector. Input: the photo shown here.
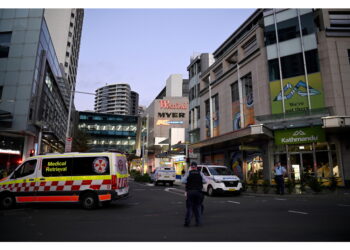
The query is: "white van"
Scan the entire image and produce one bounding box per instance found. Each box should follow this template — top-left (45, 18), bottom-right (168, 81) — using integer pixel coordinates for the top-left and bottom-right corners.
top-left (151, 167), bottom-right (176, 186)
top-left (197, 165), bottom-right (242, 196)
top-left (0, 152), bottom-right (129, 209)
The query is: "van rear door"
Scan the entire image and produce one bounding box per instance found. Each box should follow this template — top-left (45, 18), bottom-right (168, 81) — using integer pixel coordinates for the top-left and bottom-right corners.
top-left (114, 154), bottom-right (128, 189)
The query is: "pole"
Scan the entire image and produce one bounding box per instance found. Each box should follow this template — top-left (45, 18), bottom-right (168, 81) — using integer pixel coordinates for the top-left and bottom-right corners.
top-left (66, 84), bottom-right (75, 139)
top-left (208, 84), bottom-right (214, 138)
top-left (37, 125), bottom-right (42, 155)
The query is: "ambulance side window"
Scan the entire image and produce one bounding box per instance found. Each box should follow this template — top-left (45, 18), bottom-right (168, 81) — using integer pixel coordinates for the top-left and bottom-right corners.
top-left (12, 160), bottom-right (37, 179)
top-left (42, 158), bottom-right (72, 177)
top-left (72, 157), bottom-right (110, 176)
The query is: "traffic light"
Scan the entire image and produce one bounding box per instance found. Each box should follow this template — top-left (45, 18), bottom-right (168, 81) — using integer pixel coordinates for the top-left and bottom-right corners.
top-left (29, 149), bottom-right (35, 157)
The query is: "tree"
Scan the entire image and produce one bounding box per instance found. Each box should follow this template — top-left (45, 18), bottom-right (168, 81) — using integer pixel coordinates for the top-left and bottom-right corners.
top-left (72, 129), bottom-right (92, 152)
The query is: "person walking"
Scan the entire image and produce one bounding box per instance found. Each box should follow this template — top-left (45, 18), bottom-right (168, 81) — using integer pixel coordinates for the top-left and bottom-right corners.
top-left (181, 161), bottom-right (207, 227)
top-left (274, 161), bottom-right (287, 195)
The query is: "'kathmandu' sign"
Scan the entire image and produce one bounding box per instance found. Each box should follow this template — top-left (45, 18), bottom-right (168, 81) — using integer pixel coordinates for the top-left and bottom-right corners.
top-left (159, 100), bottom-right (188, 110)
top-left (274, 126), bottom-right (325, 145)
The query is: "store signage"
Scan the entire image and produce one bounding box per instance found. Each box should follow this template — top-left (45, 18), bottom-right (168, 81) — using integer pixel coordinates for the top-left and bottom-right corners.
top-left (159, 100), bottom-right (188, 110)
top-left (156, 120), bottom-right (184, 126)
top-left (158, 112), bottom-right (185, 118)
top-left (274, 126), bottom-right (325, 145)
top-left (0, 149), bottom-right (21, 155)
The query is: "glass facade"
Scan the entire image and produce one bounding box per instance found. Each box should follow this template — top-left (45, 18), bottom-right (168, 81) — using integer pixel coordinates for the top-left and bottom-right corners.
top-left (78, 112), bottom-right (138, 153)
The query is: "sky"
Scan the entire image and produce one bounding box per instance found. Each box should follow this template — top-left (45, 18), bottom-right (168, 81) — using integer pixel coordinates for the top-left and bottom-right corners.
top-left (74, 8), bottom-right (256, 111)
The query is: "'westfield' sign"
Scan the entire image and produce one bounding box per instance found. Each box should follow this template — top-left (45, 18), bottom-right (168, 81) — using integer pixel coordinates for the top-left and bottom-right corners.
top-left (159, 100), bottom-right (188, 110)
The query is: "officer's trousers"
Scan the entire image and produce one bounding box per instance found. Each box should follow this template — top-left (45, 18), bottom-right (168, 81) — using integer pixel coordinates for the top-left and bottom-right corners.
top-left (185, 190), bottom-right (204, 226)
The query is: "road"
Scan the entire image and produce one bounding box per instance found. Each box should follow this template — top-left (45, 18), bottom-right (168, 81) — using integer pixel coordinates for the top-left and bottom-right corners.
top-left (1, 180), bottom-right (350, 241)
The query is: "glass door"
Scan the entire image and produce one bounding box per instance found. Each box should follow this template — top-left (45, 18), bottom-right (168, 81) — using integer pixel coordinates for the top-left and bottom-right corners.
top-left (290, 153), bottom-right (301, 181)
top-left (301, 153), bottom-right (314, 176)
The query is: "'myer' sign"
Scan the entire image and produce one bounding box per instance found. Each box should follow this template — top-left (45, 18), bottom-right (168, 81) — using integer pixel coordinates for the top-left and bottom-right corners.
top-left (155, 98), bottom-right (188, 127)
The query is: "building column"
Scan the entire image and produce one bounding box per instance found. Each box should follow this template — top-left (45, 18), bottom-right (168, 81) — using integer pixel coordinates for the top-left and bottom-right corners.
top-left (23, 135), bottom-right (35, 160)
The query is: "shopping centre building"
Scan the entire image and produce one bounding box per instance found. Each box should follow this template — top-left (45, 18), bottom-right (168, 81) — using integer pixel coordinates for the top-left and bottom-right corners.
top-left (189, 9), bottom-right (350, 186)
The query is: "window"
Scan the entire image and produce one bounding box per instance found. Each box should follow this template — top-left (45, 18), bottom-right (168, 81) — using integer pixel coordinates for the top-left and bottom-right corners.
top-left (329, 11), bottom-right (350, 28)
top-left (42, 158), bottom-right (72, 177)
top-left (202, 167), bottom-right (210, 176)
top-left (72, 157), bottom-right (110, 176)
top-left (213, 64), bottom-right (223, 79)
top-left (208, 167), bottom-right (233, 176)
top-left (0, 86), bottom-right (3, 100)
top-left (67, 42), bottom-right (71, 47)
top-left (12, 160), bottom-right (37, 178)
top-left (45, 70), bottom-right (54, 92)
top-left (348, 49), bottom-right (350, 64)
top-left (277, 17), bottom-right (300, 43)
top-left (242, 73), bottom-right (253, 100)
top-left (231, 81), bottom-right (239, 102)
top-left (300, 13), bottom-right (315, 36)
top-left (0, 32), bottom-right (12, 58)
top-left (268, 59), bottom-right (280, 81)
top-left (264, 24), bottom-right (277, 45)
top-left (242, 36), bottom-right (258, 56)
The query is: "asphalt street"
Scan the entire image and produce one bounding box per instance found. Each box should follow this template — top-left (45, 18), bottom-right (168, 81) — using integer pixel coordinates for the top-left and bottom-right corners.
top-left (1, 180), bottom-right (350, 241)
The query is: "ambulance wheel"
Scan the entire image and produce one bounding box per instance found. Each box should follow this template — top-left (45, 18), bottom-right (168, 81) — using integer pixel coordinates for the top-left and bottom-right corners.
top-left (0, 193), bottom-right (15, 209)
top-left (169, 182), bottom-right (174, 186)
top-left (154, 181), bottom-right (158, 186)
top-left (80, 192), bottom-right (98, 210)
top-left (207, 186), bottom-right (215, 197)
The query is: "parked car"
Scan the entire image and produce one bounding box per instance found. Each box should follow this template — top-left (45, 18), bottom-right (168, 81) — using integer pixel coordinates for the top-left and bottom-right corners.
top-left (151, 167), bottom-right (176, 186)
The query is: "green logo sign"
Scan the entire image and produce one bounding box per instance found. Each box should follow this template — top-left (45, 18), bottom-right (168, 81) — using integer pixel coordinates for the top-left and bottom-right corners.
top-left (274, 126), bottom-right (325, 145)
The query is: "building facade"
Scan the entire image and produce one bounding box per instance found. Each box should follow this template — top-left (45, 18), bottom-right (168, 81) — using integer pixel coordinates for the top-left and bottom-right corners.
top-left (130, 90), bottom-right (139, 116)
top-left (144, 74), bottom-right (189, 176)
top-left (44, 9), bottom-right (84, 91)
top-left (77, 111), bottom-right (138, 153)
top-left (94, 83), bottom-right (139, 116)
top-left (0, 9), bottom-right (83, 176)
top-left (190, 9), bottom-right (350, 187)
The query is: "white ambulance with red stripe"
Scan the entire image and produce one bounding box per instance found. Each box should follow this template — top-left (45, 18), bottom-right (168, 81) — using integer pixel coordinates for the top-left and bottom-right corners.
top-left (0, 152), bottom-right (129, 209)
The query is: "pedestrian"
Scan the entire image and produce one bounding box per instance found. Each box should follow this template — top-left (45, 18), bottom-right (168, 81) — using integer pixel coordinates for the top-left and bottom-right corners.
top-left (274, 161), bottom-right (287, 195)
top-left (181, 161), bottom-right (207, 227)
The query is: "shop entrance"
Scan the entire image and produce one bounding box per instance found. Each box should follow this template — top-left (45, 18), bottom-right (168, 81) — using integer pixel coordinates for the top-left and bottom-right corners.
top-left (289, 152), bottom-right (314, 181)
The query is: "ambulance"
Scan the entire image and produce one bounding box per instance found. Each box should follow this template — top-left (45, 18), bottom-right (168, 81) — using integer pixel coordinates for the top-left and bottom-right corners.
top-left (0, 152), bottom-right (129, 209)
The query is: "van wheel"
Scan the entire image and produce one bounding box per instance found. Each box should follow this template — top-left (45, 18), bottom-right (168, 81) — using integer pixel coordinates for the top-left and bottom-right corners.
top-left (207, 186), bottom-right (215, 197)
top-left (80, 193), bottom-right (98, 210)
top-left (169, 182), bottom-right (174, 187)
top-left (0, 194), bottom-right (15, 209)
top-left (154, 181), bottom-right (158, 186)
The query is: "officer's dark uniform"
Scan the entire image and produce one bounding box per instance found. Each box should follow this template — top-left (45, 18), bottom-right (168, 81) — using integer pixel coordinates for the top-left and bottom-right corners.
top-left (184, 169), bottom-right (204, 226)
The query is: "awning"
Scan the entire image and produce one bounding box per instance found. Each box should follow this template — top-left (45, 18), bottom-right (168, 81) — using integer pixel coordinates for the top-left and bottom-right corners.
top-left (189, 124), bottom-right (273, 149)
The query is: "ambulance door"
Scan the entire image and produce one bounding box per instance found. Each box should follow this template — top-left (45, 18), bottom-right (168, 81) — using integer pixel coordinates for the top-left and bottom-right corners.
top-left (115, 154), bottom-right (128, 189)
top-left (10, 159), bottom-right (39, 203)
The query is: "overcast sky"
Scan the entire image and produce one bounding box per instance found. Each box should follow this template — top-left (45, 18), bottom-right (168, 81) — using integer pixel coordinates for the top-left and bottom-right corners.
top-left (74, 8), bottom-right (256, 111)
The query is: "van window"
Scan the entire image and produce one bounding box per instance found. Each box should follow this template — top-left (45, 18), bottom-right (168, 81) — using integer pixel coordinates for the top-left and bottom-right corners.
top-left (202, 167), bottom-right (210, 176)
top-left (12, 160), bottom-right (37, 178)
top-left (42, 158), bottom-right (72, 177)
top-left (72, 157), bottom-right (110, 176)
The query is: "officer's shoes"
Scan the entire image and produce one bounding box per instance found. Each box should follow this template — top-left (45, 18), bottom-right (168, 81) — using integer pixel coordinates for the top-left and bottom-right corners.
top-left (183, 223), bottom-right (190, 227)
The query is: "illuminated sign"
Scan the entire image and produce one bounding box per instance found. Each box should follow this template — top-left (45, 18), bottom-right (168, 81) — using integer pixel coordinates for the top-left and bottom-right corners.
top-left (159, 100), bottom-right (188, 110)
top-left (156, 120), bottom-right (184, 126)
top-left (0, 149), bottom-right (21, 155)
top-left (158, 112), bottom-right (185, 118)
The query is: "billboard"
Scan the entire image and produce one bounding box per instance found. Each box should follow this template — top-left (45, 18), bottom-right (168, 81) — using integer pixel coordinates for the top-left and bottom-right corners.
top-left (269, 72), bottom-right (324, 114)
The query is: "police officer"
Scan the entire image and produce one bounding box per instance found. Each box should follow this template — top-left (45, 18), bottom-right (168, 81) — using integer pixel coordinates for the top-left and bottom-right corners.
top-left (181, 161), bottom-right (207, 227)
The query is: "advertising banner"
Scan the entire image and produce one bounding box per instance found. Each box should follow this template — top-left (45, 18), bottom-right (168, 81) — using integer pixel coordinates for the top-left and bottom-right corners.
top-left (269, 72), bottom-right (325, 114)
top-left (274, 126), bottom-right (326, 145)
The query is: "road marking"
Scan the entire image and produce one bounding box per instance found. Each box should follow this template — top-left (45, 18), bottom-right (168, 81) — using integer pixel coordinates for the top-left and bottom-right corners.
top-left (227, 201), bottom-right (240, 204)
top-left (338, 204), bottom-right (350, 207)
top-left (164, 188), bottom-right (185, 197)
top-left (288, 210), bottom-right (308, 215)
top-left (134, 188), bottom-right (146, 191)
top-left (275, 198), bottom-right (287, 201)
top-left (145, 183), bottom-right (154, 186)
